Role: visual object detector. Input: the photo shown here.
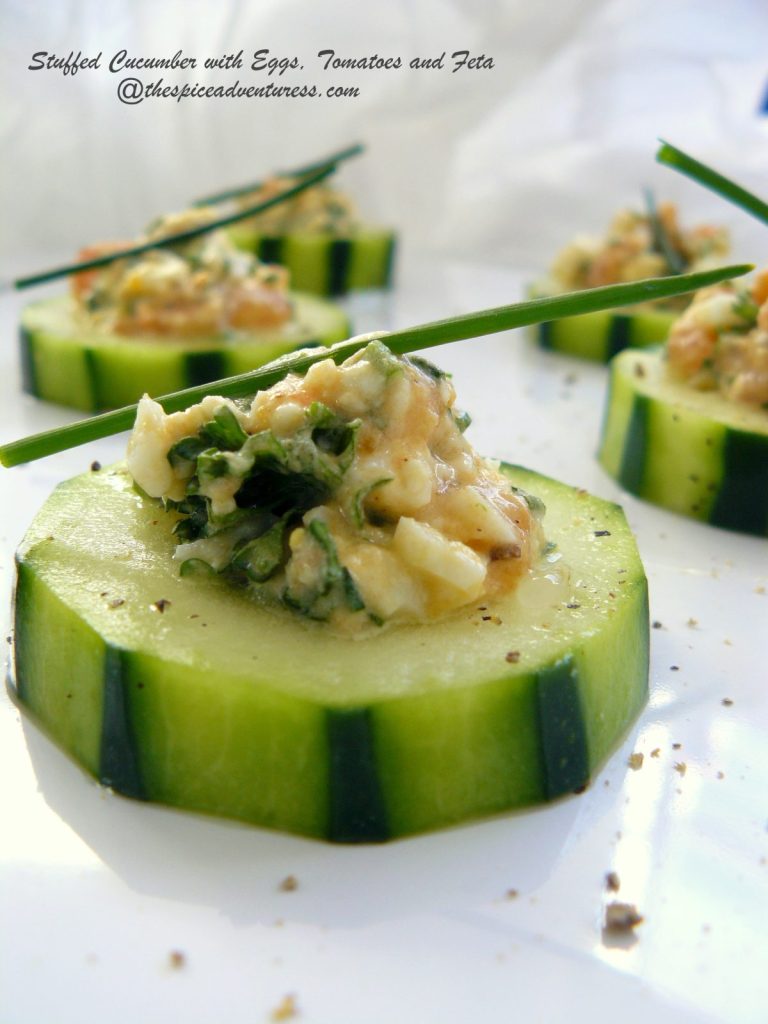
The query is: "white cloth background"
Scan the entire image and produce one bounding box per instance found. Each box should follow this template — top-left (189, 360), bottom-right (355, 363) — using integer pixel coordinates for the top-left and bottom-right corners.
top-left (2, 11), bottom-right (768, 1023)
top-left (2, 0), bottom-right (768, 276)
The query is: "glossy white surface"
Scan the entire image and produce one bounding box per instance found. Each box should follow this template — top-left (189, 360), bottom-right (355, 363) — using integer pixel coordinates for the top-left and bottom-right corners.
top-left (1, 264), bottom-right (766, 1024)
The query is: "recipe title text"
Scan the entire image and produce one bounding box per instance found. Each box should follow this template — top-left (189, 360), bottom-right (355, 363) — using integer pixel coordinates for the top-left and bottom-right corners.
top-left (27, 48), bottom-right (495, 104)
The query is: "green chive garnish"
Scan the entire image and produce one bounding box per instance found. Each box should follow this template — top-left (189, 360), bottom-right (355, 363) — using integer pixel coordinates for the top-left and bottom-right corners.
top-left (656, 141), bottom-right (768, 226)
top-left (192, 142), bottom-right (365, 207)
top-left (11, 166), bottom-right (337, 292)
top-left (643, 187), bottom-right (685, 274)
top-left (0, 262), bottom-right (751, 469)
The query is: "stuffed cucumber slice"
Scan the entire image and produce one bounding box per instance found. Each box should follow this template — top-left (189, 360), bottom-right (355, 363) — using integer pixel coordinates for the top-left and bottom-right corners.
top-left (228, 226), bottom-right (396, 296)
top-left (12, 462), bottom-right (648, 841)
top-left (598, 348), bottom-right (768, 535)
top-left (217, 167), bottom-right (395, 295)
top-left (20, 293), bottom-right (350, 412)
top-left (530, 199), bottom-right (729, 361)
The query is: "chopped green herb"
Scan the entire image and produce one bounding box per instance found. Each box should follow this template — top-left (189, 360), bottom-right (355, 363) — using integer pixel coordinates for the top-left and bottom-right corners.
top-left (196, 449), bottom-right (232, 483)
top-left (307, 403), bottom-right (358, 460)
top-left (349, 477), bottom-right (393, 530)
top-left (510, 485), bottom-right (546, 517)
top-left (232, 520), bottom-right (287, 582)
top-left (408, 355), bottom-right (450, 380)
top-left (236, 467), bottom-right (331, 517)
top-left (453, 409), bottom-right (472, 433)
top-left (179, 559), bottom-right (217, 578)
top-left (85, 290), bottom-right (109, 312)
top-left (164, 393), bottom-right (364, 613)
top-left (359, 338), bottom-right (402, 378)
top-left (171, 495), bottom-right (209, 540)
top-left (732, 293), bottom-right (759, 323)
top-left (200, 406), bottom-right (248, 450)
top-left (167, 436), bottom-right (210, 470)
top-left (283, 519), bottom-right (366, 620)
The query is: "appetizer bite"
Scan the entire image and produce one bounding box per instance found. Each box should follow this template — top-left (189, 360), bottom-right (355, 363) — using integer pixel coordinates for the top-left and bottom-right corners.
top-left (14, 343), bottom-right (649, 840)
top-left (6, 267), bottom-right (747, 840)
top-left (599, 271), bottom-right (768, 536)
top-left (600, 144), bottom-right (768, 537)
top-left (20, 177), bottom-right (350, 412)
top-left (212, 158), bottom-right (396, 297)
top-left (531, 198), bottom-right (729, 361)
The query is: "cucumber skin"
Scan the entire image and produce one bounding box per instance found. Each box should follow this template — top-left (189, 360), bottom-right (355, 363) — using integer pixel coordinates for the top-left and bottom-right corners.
top-left (528, 289), bottom-right (677, 362)
top-left (598, 350), bottom-right (768, 536)
top-left (11, 465), bottom-right (649, 842)
top-left (19, 293), bottom-right (351, 413)
top-left (228, 228), bottom-right (396, 297)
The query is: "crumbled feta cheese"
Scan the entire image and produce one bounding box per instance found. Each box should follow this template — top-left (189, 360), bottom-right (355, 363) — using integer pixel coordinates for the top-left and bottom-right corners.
top-left (393, 517), bottom-right (487, 605)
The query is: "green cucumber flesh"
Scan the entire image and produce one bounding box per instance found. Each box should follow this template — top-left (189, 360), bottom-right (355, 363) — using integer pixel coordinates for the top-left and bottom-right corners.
top-left (12, 463), bottom-right (649, 841)
top-left (533, 308), bottom-right (677, 361)
top-left (19, 293), bottom-right (351, 413)
top-left (598, 348), bottom-right (768, 536)
top-left (527, 285), bottom-right (677, 362)
top-left (228, 227), bottom-right (396, 296)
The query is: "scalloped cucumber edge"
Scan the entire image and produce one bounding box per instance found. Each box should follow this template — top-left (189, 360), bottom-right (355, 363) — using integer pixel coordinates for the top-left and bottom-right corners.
top-left (598, 348), bottom-right (768, 535)
top-left (11, 463), bottom-right (649, 841)
top-left (228, 227), bottom-right (396, 296)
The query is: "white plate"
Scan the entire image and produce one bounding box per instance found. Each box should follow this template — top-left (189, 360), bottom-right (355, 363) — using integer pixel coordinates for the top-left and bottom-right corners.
top-left (1, 263), bottom-right (765, 1024)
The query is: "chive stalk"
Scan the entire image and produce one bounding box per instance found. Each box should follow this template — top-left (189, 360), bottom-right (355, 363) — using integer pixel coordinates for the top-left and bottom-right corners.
top-left (11, 166), bottom-right (336, 292)
top-left (643, 187), bottom-right (684, 274)
top-left (193, 142), bottom-right (365, 207)
top-left (656, 141), bottom-right (768, 227)
top-left (0, 262), bottom-right (751, 469)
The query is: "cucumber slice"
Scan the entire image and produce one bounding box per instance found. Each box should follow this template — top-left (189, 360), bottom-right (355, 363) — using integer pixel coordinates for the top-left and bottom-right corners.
top-left (19, 293), bottom-right (351, 412)
top-left (531, 307), bottom-right (677, 362)
top-left (598, 348), bottom-right (768, 536)
top-left (525, 280), bottom-right (677, 362)
top-left (12, 463), bottom-right (648, 841)
top-left (228, 227), bottom-right (396, 296)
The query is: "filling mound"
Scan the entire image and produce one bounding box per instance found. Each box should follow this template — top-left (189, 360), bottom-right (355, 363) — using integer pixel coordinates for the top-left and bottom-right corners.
top-left (666, 269), bottom-right (768, 407)
top-left (545, 200), bottom-right (728, 307)
top-left (71, 208), bottom-right (293, 337)
top-left (235, 176), bottom-right (361, 236)
top-left (127, 342), bottom-right (546, 633)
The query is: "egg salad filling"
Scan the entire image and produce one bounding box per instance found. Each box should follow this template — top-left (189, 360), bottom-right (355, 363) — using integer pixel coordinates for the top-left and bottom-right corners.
top-left (71, 208), bottom-right (293, 337)
top-left (236, 176), bottom-right (360, 236)
top-left (666, 269), bottom-right (768, 407)
top-left (127, 341), bottom-right (546, 633)
top-left (546, 201), bottom-right (728, 308)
